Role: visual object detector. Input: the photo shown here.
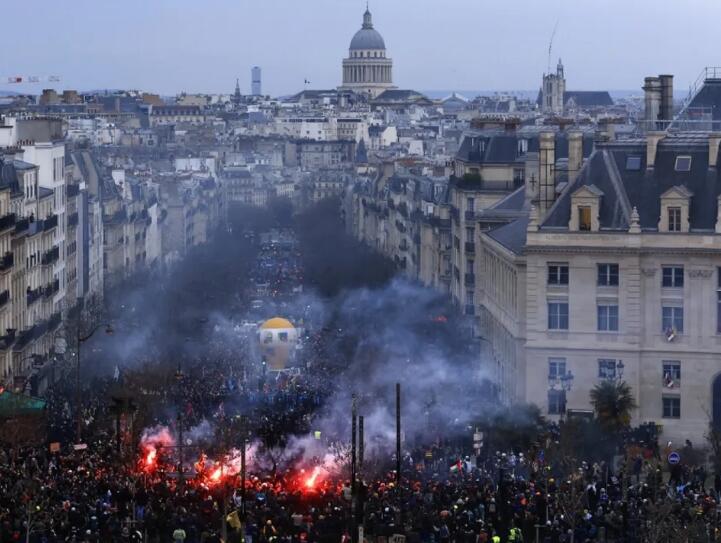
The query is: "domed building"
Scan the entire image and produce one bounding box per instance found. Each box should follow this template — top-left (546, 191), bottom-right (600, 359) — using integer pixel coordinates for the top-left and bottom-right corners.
top-left (339, 8), bottom-right (396, 98)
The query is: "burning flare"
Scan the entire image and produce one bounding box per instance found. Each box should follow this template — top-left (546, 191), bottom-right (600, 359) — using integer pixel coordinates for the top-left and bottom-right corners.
top-left (305, 466), bottom-right (322, 489)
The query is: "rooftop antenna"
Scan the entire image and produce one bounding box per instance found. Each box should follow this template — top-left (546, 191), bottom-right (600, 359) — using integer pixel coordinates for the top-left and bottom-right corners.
top-left (547, 19), bottom-right (559, 74)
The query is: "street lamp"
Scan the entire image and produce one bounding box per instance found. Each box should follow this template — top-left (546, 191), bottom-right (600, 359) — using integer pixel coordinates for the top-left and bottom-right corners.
top-left (615, 360), bottom-right (625, 381)
top-left (175, 364), bottom-right (185, 487)
top-left (75, 321), bottom-right (114, 443)
top-left (548, 370), bottom-right (574, 416)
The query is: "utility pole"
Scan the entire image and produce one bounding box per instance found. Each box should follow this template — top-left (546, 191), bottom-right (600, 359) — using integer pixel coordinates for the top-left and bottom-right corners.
top-left (396, 382), bottom-right (403, 532)
top-left (351, 394), bottom-right (358, 543)
top-left (358, 415), bottom-right (365, 543)
top-left (176, 365), bottom-right (185, 489)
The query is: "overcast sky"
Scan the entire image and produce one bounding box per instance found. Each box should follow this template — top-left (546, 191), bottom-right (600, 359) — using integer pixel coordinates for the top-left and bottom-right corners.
top-left (2, 0), bottom-right (719, 97)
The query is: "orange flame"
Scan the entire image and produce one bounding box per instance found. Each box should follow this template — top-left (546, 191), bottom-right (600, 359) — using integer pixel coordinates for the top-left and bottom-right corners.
top-left (210, 467), bottom-right (222, 482)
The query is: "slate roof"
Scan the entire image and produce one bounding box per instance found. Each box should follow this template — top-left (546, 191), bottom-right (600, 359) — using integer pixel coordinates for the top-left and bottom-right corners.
top-left (542, 138), bottom-right (721, 231)
top-left (563, 91), bottom-right (613, 107)
top-left (482, 186), bottom-right (530, 255)
top-left (485, 215), bottom-right (530, 255)
top-left (455, 132), bottom-right (594, 164)
top-left (372, 90), bottom-right (429, 103)
top-left (682, 78), bottom-right (721, 120)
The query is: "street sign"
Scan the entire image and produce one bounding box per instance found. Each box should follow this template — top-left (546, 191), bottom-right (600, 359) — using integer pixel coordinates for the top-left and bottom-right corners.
top-left (668, 451), bottom-right (681, 465)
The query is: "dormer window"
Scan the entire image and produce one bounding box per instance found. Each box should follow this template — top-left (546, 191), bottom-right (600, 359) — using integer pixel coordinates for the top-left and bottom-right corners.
top-left (674, 156), bottom-right (692, 172)
top-left (578, 206), bottom-right (592, 231)
top-left (668, 207), bottom-right (681, 232)
top-left (569, 184), bottom-right (603, 232)
top-left (658, 186), bottom-right (692, 233)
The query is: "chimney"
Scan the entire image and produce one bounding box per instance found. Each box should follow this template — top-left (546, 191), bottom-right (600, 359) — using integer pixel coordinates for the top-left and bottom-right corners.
top-left (646, 131), bottom-right (665, 170)
top-left (538, 131), bottom-right (556, 217)
top-left (567, 130), bottom-right (583, 181)
top-left (709, 133), bottom-right (721, 169)
top-left (643, 76), bottom-right (662, 128)
top-left (659, 74), bottom-right (674, 122)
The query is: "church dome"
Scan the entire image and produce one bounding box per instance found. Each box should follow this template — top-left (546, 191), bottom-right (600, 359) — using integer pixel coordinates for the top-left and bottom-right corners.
top-left (349, 9), bottom-right (386, 50)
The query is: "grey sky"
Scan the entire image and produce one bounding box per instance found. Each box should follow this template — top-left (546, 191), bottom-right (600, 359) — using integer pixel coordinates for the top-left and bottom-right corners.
top-left (2, 0), bottom-right (719, 96)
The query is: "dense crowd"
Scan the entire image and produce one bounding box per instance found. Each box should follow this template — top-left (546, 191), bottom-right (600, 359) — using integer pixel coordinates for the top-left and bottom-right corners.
top-left (2, 229), bottom-right (721, 543)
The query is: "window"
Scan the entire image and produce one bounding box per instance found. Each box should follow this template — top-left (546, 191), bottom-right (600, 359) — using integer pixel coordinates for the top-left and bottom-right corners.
top-left (278, 332), bottom-right (288, 342)
top-left (668, 207), bottom-right (681, 232)
top-left (597, 304), bottom-right (619, 331)
top-left (548, 302), bottom-right (569, 330)
top-left (578, 206), bottom-right (592, 231)
top-left (717, 268), bottom-right (721, 334)
top-left (598, 359), bottom-right (617, 379)
top-left (465, 290), bottom-right (474, 305)
top-left (626, 156), bottom-right (642, 170)
top-left (548, 389), bottom-right (565, 415)
top-left (662, 397), bottom-right (681, 419)
top-left (548, 264), bottom-right (569, 285)
top-left (466, 197), bottom-right (475, 212)
top-left (597, 264), bottom-right (619, 286)
top-left (662, 266), bottom-right (684, 288)
top-left (466, 226), bottom-right (474, 240)
top-left (662, 306), bottom-right (684, 333)
top-left (548, 358), bottom-right (567, 380)
top-left (674, 156), bottom-right (692, 172)
top-left (662, 361), bottom-right (681, 387)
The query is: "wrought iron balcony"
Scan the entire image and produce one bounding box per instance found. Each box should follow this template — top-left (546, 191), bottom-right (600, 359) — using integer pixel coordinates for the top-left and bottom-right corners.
top-left (41, 247), bottom-right (60, 266)
top-left (43, 214), bottom-right (58, 231)
top-left (0, 213), bottom-right (16, 231)
top-left (0, 252), bottom-right (13, 272)
top-left (27, 287), bottom-right (43, 305)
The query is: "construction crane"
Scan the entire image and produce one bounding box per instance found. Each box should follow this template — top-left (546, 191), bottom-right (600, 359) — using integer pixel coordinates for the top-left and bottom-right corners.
top-left (546, 20), bottom-right (559, 75)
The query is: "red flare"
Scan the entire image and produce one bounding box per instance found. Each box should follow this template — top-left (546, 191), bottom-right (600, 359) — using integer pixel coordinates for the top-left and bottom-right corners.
top-left (145, 448), bottom-right (157, 468)
top-left (305, 466), bottom-right (322, 489)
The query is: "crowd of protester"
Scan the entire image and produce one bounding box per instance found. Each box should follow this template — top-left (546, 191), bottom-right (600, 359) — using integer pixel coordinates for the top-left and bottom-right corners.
top-left (2, 228), bottom-right (721, 543)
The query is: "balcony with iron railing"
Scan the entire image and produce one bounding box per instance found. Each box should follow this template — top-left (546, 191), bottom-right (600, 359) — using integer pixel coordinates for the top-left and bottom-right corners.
top-left (43, 214), bottom-right (58, 231)
top-left (26, 287), bottom-right (43, 305)
top-left (0, 252), bottom-right (13, 272)
top-left (41, 247), bottom-right (60, 266)
top-left (0, 213), bottom-right (16, 231)
top-left (43, 279), bottom-right (60, 298)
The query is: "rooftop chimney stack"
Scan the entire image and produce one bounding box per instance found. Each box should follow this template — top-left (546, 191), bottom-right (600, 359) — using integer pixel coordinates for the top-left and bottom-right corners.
top-left (538, 131), bottom-right (556, 218)
top-left (643, 76), bottom-right (662, 128)
top-left (659, 74), bottom-right (674, 122)
top-left (567, 130), bottom-right (583, 182)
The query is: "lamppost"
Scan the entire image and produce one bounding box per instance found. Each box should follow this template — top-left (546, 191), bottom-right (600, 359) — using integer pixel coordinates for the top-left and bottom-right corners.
top-left (548, 370), bottom-right (575, 417)
top-left (175, 364), bottom-right (185, 488)
top-left (613, 360), bottom-right (625, 382)
top-left (75, 321), bottom-right (114, 443)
